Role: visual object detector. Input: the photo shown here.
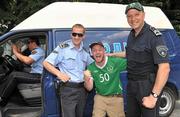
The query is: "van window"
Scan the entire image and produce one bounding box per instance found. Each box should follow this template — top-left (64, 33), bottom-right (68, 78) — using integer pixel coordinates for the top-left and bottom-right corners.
top-left (0, 37), bottom-right (30, 57)
top-left (55, 30), bottom-right (129, 53)
top-left (0, 36), bottom-right (46, 58)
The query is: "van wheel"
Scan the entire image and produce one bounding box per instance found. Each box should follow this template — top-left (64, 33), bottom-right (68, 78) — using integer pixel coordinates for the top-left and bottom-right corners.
top-left (159, 87), bottom-right (176, 117)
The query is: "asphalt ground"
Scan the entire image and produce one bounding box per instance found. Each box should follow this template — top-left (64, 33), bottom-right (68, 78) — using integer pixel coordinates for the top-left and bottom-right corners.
top-left (170, 100), bottom-right (180, 117)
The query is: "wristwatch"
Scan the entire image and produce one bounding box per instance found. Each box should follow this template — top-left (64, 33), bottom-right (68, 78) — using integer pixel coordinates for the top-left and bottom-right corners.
top-left (151, 92), bottom-right (159, 98)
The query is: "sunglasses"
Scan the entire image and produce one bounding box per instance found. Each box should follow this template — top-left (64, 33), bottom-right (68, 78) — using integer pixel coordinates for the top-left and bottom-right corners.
top-left (72, 32), bottom-right (84, 37)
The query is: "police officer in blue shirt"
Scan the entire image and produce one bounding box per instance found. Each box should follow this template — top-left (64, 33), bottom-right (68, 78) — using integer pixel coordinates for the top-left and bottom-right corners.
top-left (43, 24), bottom-right (93, 117)
top-left (0, 36), bottom-right (45, 106)
top-left (108, 2), bottom-right (170, 117)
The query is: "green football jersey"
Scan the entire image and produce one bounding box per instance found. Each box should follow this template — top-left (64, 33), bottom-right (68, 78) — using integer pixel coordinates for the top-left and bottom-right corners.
top-left (87, 56), bottom-right (127, 96)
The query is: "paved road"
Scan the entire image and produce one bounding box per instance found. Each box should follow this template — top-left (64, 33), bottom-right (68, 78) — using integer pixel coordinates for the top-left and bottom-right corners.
top-left (170, 100), bottom-right (180, 117)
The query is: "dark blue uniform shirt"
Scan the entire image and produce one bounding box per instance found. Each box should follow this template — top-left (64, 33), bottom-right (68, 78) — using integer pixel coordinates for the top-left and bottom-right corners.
top-left (126, 22), bottom-right (169, 77)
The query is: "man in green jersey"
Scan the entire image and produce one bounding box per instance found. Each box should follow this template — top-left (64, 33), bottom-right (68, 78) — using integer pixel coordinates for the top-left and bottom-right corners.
top-left (84, 42), bottom-right (126, 117)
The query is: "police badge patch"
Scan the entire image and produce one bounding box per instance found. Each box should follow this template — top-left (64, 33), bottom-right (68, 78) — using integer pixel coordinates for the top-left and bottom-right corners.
top-left (31, 50), bottom-right (37, 54)
top-left (156, 45), bottom-right (168, 57)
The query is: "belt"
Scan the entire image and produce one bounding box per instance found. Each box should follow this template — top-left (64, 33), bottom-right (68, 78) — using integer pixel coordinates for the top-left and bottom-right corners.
top-left (101, 94), bottom-right (123, 98)
top-left (60, 82), bottom-right (84, 88)
top-left (109, 94), bottom-right (123, 97)
top-left (128, 73), bottom-right (154, 81)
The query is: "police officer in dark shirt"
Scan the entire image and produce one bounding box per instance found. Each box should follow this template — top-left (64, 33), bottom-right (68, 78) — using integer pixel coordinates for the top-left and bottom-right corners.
top-left (108, 2), bottom-right (170, 117)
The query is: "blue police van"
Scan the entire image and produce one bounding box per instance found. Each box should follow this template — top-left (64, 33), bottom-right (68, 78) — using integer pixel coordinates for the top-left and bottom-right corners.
top-left (0, 2), bottom-right (180, 117)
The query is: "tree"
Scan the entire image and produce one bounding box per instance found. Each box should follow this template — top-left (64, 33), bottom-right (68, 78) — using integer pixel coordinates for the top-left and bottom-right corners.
top-left (0, 0), bottom-right (54, 35)
top-left (0, 0), bottom-right (17, 34)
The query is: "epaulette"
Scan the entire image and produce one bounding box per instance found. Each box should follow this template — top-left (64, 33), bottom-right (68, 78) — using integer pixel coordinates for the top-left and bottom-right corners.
top-left (52, 50), bottom-right (58, 54)
top-left (59, 42), bottom-right (69, 48)
top-left (150, 26), bottom-right (162, 36)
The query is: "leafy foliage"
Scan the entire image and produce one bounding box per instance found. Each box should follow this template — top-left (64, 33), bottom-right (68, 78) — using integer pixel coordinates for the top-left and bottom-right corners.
top-left (0, 0), bottom-right (54, 34)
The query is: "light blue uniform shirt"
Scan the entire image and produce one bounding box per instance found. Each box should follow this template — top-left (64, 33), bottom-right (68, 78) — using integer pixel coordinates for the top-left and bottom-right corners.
top-left (45, 40), bottom-right (93, 83)
top-left (29, 47), bottom-right (45, 74)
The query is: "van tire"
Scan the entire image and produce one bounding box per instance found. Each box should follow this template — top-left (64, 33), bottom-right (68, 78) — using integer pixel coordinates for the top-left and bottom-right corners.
top-left (159, 86), bottom-right (176, 117)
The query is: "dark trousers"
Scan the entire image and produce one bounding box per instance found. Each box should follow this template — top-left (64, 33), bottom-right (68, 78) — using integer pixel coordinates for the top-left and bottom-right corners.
top-left (126, 79), bottom-right (160, 117)
top-left (0, 71), bottom-right (41, 102)
top-left (59, 83), bottom-right (87, 117)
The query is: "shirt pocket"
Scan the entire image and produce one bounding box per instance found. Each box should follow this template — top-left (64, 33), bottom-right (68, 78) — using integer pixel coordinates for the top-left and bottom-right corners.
top-left (126, 46), bottom-right (151, 63)
top-left (63, 55), bottom-right (76, 70)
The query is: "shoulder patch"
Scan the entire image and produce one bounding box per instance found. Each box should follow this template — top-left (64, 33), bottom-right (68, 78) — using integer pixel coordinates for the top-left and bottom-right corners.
top-left (156, 45), bottom-right (168, 57)
top-left (59, 43), bottom-right (69, 48)
top-left (150, 26), bottom-right (162, 36)
top-left (31, 50), bottom-right (37, 54)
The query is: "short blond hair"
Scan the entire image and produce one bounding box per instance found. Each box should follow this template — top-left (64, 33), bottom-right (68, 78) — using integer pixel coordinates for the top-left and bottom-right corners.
top-left (72, 24), bottom-right (86, 34)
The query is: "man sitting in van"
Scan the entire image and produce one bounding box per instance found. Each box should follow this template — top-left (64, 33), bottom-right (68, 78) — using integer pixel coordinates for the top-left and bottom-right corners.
top-left (0, 36), bottom-right (45, 106)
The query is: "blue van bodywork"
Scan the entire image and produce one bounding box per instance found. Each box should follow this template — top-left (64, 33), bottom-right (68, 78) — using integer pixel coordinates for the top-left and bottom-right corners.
top-left (0, 25), bottom-right (179, 117)
top-left (41, 28), bottom-right (180, 117)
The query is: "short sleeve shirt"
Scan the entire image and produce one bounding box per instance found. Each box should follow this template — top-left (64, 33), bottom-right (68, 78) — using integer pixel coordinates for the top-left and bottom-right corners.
top-left (44, 40), bottom-right (94, 83)
top-left (126, 22), bottom-right (169, 75)
top-left (29, 47), bottom-right (45, 74)
top-left (87, 56), bottom-right (127, 96)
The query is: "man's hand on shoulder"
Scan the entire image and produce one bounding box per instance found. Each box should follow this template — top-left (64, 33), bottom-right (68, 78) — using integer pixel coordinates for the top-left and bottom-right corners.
top-left (105, 51), bottom-right (126, 58)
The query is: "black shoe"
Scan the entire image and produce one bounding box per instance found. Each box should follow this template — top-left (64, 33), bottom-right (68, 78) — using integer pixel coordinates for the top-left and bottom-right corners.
top-left (0, 97), bottom-right (7, 107)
